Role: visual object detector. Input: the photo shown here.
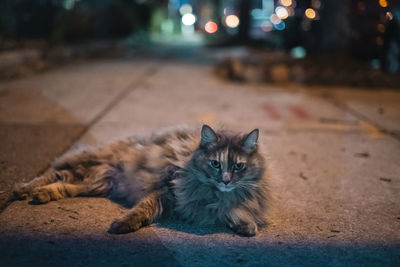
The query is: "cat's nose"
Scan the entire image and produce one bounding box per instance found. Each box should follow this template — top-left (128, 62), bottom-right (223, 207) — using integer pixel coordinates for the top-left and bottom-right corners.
top-left (222, 172), bottom-right (232, 185)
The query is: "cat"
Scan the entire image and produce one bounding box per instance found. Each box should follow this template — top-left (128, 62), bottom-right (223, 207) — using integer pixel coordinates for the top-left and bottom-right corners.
top-left (13, 125), bottom-right (269, 236)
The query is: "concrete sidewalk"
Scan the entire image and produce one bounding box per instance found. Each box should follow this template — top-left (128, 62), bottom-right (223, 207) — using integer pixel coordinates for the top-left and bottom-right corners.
top-left (0, 57), bottom-right (399, 266)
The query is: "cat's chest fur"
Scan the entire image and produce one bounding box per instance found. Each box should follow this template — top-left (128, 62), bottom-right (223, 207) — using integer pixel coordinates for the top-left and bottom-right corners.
top-left (172, 175), bottom-right (243, 225)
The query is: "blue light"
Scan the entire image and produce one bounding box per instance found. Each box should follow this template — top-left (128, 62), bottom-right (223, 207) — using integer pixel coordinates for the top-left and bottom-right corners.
top-left (291, 46), bottom-right (306, 58)
top-left (273, 21), bottom-right (286, 31)
top-left (371, 59), bottom-right (381, 69)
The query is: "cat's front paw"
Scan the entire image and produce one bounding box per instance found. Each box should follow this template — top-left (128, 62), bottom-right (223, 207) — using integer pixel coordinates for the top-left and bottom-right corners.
top-left (31, 188), bottom-right (51, 204)
top-left (232, 222), bottom-right (258, 237)
top-left (108, 218), bottom-right (141, 234)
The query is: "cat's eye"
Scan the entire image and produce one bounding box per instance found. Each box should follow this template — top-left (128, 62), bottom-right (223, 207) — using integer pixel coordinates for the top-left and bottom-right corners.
top-left (233, 162), bottom-right (245, 171)
top-left (210, 160), bottom-right (221, 169)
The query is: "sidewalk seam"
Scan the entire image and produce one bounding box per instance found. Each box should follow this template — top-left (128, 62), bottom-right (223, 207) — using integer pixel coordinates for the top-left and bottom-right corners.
top-left (317, 94), bottom-right (400, 142)
top-left (49, 63), bottom-right (160, 163)
top-left (0, 64), bottom-right (160, 214)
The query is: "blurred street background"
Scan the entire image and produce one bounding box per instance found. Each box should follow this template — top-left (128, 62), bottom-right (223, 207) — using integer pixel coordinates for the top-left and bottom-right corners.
top-left (0, 0), bottom-right (400, 266)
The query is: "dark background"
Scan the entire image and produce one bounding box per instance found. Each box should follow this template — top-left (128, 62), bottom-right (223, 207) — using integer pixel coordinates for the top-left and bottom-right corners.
top-left (0, 0), bottom-right (399, 84)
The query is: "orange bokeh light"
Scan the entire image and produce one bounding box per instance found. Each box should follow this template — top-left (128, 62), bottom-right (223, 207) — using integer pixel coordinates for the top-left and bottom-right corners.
top-left (379, 0), bottom-right (388, 7)
top-left (205, 21), bottom-right (218, 33)
top-left (305, 8), bottom-right (316, 19)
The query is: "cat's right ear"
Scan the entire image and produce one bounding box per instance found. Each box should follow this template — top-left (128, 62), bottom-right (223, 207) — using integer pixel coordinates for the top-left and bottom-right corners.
top-left (201, 125), bottom-right (217, 146)
top-left (243, 128), bottom-right (259, 152)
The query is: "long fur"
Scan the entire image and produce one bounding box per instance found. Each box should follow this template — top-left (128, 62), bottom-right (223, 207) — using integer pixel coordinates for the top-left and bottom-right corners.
top-left (14, 125), bottom-right (269, 236)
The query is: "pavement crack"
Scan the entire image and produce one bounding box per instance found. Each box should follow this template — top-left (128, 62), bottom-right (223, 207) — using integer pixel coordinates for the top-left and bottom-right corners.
top-left (83, 64), bottom-right (160, 132)
top-left (299, 172), bottom-right (308, 180)
top-left (354, 152), bottom-right (370, 158)
top-left (48, 64), bottom-right (160, 176)
top-left (58, 206), bottom-right (79, 214)
top-left (319, 117), bottom-right (359, 126)
top-left (379, 177), bottom-right (392, 183)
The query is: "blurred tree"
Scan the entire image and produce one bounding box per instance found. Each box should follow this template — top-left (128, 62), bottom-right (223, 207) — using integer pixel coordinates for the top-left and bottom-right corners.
top-left (382, 7), bottom-right (400, 72)
top-left (318, 0), bottom-right (351, 51)
top-left (0, 0), bottom-right (60, 44)
top-left (0, 0), bottom-right (154, 46)
top-left (237, 0), bottom-right (251, 43)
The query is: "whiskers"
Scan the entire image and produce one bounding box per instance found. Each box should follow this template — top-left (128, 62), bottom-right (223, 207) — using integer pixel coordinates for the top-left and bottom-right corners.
top-left (234, 180), bottom-right (260, 192)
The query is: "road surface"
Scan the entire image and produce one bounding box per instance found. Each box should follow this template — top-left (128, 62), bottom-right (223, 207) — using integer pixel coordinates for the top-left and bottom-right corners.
top-left (0, 51), bottom-right (399, 266)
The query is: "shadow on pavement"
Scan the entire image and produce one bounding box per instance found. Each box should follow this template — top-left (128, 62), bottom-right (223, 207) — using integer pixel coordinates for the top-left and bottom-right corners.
top-left (0, 233), bottom-right (179, 267)
top-left (0, 231), bottom-right (398, 266)
top-left (0, 87), bottom-right (91, 212)
top-left (156, 218), bottom-right (232, 236)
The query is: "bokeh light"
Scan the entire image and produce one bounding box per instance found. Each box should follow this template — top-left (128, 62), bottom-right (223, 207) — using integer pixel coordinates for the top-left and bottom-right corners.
top-left (224, 8), bottom-right (234, 16)
top-left (161, 19), bottom-right (174, 34)
top-left (182, 13), bottom-right (196, 26)
top-left (371, 59), bottom-right (381, 69)
top-left (179, 4), bottom-right (192, 15)
top-left (205, 21), bottom-right (218, 33)
top-left (275, 6), bottom-right (289, 19)
top-left (251, 9), bottom-right (263, 18)
top-left (261, 21), bottom-right (273, 32)
top-left (287, 7), bottom-right (295, 16)
top-left (305, 8), bottom-right (316, 19)
top-left (291, 46), bottom-right (306, 58)
top-left (376, 36), bottom-right (384, 46)
top-left (63, 0), bottom-right (75, 10)
top-left (280, 0), bottom-right (292, 7)
top-left (379, 0), bottom-right (388, 8)
top-left (273, 21), bottom-right (286, 31)
top-left (270, 14), bottom-right (282, 25)
top-left (225, 15), bottom-right (240, 28)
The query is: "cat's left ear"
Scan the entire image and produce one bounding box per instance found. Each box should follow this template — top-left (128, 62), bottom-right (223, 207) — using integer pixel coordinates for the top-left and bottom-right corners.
top-left (243, 129), bottom-right (259, 152)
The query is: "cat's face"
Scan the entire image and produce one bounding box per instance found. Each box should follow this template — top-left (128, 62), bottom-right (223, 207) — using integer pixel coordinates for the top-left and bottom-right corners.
top-left (191, 125), bottom-right (264, 192)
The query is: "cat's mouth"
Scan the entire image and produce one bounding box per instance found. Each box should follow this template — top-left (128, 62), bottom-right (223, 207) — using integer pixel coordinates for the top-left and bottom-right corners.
top-left (216, 183), bottom-right (235, 192)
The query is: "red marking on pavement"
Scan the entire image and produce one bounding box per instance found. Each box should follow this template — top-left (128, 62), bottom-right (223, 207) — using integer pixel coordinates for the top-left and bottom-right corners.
top-left (289, 105), bottom-right (310, 119)
top-left (261, 103), bottom-right (281, 120)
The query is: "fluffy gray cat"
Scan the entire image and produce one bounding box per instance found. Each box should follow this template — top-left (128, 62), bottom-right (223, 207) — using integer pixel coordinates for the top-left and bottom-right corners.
top-left (13, 125), bottom-right (269, 236)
